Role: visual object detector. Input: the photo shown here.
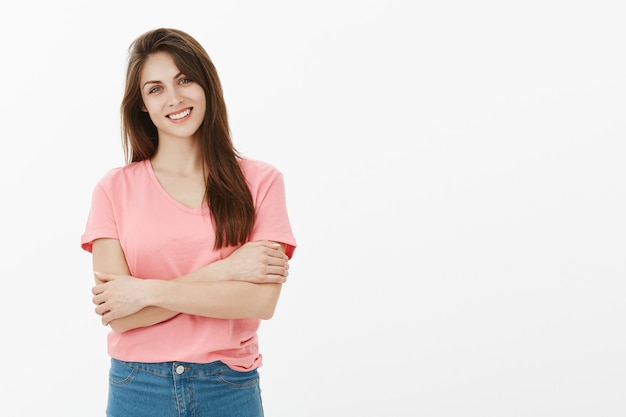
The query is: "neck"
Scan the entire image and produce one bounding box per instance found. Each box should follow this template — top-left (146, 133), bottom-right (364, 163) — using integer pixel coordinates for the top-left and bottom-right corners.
top-left (151, 136), bottom-right (205, 175)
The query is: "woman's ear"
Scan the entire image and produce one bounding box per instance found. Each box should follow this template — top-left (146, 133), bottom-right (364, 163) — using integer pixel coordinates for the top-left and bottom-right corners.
top-left (141, 104), bottom-right (147, 112)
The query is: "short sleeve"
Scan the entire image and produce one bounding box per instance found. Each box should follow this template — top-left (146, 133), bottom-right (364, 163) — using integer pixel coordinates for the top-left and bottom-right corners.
top-left (80, 179), bottom-right (119, 253)
top-left (247, 162), bottom-right (297, 259)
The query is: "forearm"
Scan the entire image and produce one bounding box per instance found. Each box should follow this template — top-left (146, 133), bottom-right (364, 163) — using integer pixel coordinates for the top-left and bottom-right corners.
top-left (99, 260), bottom-right (231, 332)
top-left (175, 241), bottom-right (288, 284)
top-left (145, 280), bottom-right (282, 320)
top-left (174, 260), bottom-right (228, 283)
top-left (108, 307), bottom-right (178, 333)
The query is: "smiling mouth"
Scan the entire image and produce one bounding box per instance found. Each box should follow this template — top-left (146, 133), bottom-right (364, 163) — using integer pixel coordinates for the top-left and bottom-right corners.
top-left (168, 108), bottom-right (191, 120)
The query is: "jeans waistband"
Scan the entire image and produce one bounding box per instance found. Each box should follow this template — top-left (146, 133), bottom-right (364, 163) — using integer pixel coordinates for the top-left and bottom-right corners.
top-left (111, 358), bottom-right (232, 379)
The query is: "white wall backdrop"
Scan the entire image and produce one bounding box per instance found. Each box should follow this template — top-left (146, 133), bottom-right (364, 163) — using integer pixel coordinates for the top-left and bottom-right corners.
top-left (1, 1), bottom-right (624, 416)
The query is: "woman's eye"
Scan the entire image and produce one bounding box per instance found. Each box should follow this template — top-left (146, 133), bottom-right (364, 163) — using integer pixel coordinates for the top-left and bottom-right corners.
top-left (180, 78), bottom-right (192, 85)
top-left (148, 86), bottom-right (162, 94)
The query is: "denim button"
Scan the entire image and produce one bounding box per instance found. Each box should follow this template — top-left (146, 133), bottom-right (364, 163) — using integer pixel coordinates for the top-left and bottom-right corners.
top-left (176, 365), bottom-right (185, 374)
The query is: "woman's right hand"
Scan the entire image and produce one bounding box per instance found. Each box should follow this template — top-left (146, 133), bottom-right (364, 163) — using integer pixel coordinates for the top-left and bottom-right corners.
top-left (216, 240), bottom-right (290, 284)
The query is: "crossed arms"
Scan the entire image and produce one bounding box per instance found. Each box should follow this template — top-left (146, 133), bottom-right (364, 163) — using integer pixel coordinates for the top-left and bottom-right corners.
top-left (90, 238), bottom-right (290, 333)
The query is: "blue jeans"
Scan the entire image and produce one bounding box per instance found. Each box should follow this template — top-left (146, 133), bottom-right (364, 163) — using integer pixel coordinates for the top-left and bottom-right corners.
top-left (106, 358), bottom-right (264, 417)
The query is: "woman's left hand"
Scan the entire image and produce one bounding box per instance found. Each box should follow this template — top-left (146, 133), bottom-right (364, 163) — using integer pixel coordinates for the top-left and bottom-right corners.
top-left (92, 272), bottom-right (151, 325)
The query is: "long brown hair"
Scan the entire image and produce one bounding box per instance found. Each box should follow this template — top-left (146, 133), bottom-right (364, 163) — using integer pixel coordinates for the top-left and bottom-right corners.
top-left (120, 28), bottom-right (254, 249)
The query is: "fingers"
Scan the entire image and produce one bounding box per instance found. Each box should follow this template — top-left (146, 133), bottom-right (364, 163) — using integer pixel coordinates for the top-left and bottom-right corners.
top-left (245, 241), bottom-right (290, 273)
top-left (101, 311), bottom-right (115, 326)
top-left (98, 310), bottom-right (112, 326)
top-left (259, 245), bottom-right (290, 282)
top-left (93, 292), bottom-right (109, 314)
top-left (237, 241), bottom-right (288, 262)
top-left (269, 251), bottom-right (289, 262)
top-left (252, 241), bottom-right (289, 259)
top-left (94, 302), bottom-right (111, 325)
top-left (265, 254), bottom-right (289, 268)
top-left (94, 301), bottom-right (107, 316)
top-left (94, 298), bottom-right (120, 325)
top-left (262, 265), bottom-right (289, 283)
top-left (92, 287), bottom-right (112, 325)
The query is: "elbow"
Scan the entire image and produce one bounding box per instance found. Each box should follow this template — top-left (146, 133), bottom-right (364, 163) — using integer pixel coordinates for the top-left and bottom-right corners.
top-left (109, 320), bottom-right (130, 334)
top-left (257, 284), bottom-right (281, 320)
top-left (259, 306), bottom-right (277, 320)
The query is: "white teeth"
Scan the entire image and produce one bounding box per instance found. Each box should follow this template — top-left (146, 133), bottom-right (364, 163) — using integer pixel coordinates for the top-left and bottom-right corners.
top-left (169, 109), bottom-right (190, 120)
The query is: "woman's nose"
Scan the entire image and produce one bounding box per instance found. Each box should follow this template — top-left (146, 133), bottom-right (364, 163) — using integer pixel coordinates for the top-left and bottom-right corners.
top-left (167, 88), bottom-right (184, 106)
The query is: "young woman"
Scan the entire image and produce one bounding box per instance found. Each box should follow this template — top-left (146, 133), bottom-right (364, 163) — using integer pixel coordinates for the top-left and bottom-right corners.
top-left (81, 28), bottom-right (296, 417)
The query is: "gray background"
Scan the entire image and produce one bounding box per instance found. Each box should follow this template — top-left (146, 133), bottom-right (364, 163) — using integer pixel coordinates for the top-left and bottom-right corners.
top-left (1, 1), bottom-right (624, 416)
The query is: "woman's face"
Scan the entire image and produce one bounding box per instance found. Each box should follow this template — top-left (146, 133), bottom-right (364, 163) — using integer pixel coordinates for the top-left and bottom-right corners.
top-left (139, 51), bottom-right (206, 141)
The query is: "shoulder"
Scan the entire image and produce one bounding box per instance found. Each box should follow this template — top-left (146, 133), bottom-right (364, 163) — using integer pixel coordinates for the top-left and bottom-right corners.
top-left (238, 157), bottom-right (286, 197)
top-left (95, 160), bottom-right (148, 190)
top-left (238, 157), bottom-right (283, 181)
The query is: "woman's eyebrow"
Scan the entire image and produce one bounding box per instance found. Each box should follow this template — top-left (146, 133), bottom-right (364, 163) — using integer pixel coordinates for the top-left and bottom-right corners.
top-left (142, 80), bottom-right (160, 89)
top-left (142, 73), bottom-right (184, 89)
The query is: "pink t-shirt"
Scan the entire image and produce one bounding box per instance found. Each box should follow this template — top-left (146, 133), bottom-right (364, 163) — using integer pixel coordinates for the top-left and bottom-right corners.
top-left (81, 158), bottom-right (296, 371)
